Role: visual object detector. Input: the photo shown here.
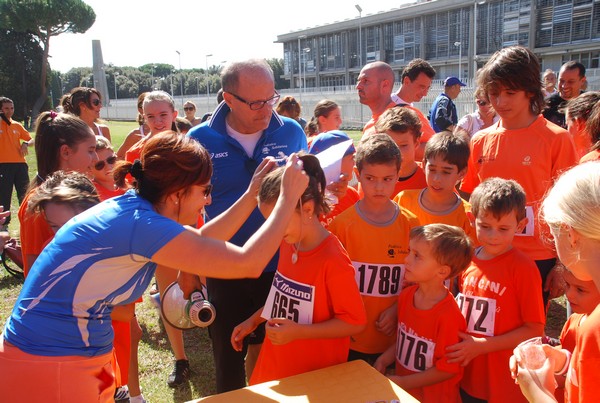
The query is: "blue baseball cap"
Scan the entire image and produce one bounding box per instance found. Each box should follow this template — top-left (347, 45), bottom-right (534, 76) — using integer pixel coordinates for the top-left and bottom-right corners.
top-left (444, 76), bottom-right (466, 87)
top-left (308, 130), bottom-right (356, 156)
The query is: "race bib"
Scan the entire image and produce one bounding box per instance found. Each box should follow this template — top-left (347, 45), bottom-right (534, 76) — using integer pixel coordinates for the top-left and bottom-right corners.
top-left (514, 205), bottom-right (534, 237)
top-left (261, 271), bottom-right (315, 324)
top-left (352, 261), bottom-right (405, 297)
top-left (395, 323), bottom-right (435, 372)
top-left (456, 293), bottom-right (496, 336)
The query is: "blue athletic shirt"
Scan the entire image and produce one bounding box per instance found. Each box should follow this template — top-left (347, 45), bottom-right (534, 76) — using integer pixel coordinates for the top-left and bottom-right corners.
top-left (3, 190), bottom-right (185, 357)
top-left (188, 102), bottom-right (307, 273)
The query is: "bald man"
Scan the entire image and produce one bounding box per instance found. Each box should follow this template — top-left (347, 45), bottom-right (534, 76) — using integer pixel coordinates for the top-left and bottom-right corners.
top-left (356, 61), bottom-right (397, 137)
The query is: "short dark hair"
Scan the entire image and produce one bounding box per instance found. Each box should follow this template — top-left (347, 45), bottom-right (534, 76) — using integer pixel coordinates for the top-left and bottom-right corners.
top-left (375, 106), bottom-right (422, 141)
top-left (423, 131), bottom-right (470, 172)
top-left (0, 96), bottom-right (14, 106)
top-left (356, 134), bottom-right (402, 172)
top-left (470, 177), bottom-right (527, 222)
top-left (410, 224), bottom-right (473, 279)
top-left (561, 61), bottom-right (586, 78)
top-left (476, 46), bottom-right (545, 115)
top-left (564, 91), bottom-right (600, 121)
top-left (401, 58), bottom-right (436, 82)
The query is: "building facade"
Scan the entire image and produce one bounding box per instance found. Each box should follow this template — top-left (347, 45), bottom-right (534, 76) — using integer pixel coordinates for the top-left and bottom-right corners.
top-left (276, 0), bottom-right (600, 89)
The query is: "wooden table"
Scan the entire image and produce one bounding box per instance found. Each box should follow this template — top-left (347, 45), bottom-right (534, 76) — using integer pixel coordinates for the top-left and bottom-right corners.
top-left (189, 359), bottom-right (419, 402)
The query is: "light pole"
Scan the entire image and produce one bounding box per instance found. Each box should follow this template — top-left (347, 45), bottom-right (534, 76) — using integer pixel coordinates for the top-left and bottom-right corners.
top-left (454, 41), bottom-right (462, 81)
top-left (114, 72), bottom-right (119, 120)
top-left (205, 54), bottom-right (213, 112)
top-left (303, 48), bottom-right (311, 92)
top-left (298, 35), bottom-right (306, 92)
top-left (170, 70), bottom-right (175, 96)
top-left (176, 50), bottom-right (184, 109)
top-left (355, 4), bottom-right (363, 67)
top-left (196, 76), bottom-right (200, 100)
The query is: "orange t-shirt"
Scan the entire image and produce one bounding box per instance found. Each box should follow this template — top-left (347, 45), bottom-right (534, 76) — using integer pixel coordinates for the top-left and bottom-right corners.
top-left (406, 105), bottom-right (435, 144)
top-left (460, 116), bottom-right (577, 260)
top-left (328, 203), bottom-right (419, 354)
top-left (125, 136), bottom-right (150, 163)
top-left (396, 285), bottom-right (466, 403)
top-left (556, 313), bottom-right (585, 403)
top-left (565, 305), bottom-right (600, 403)
top-left (0, 119), bottom-right (31, 163)
top-left (18, 191), bottom-right (53, 277)
top-left (320, 186), bottom-right (360, 228)
top-left (249, 235), bottom-right (367, 385)
top-left (393, 188), bottom-right (477, 245)
top-left (458, 248), bottom-right (545, 402)
top-left (93, 182), bottom-right (125, 202)
top-left (361, 100), bottom-right (398, 137)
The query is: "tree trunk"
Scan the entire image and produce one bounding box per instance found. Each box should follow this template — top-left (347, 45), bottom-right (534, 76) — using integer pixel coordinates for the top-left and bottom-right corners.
top-left (31, 34), bottom-right (51, 126)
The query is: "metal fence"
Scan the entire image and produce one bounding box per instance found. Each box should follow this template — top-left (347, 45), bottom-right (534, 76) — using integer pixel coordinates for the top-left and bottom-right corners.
top-left (100, 72), bottom-right (600, 131)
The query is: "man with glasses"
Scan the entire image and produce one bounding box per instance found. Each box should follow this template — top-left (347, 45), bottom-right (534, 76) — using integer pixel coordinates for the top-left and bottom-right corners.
top-left (187, 59), bottom-right (307, 393)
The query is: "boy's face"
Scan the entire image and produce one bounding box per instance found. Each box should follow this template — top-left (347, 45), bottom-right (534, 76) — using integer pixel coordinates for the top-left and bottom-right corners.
top-left (424, 155), bottom-right (465, 197)
top-left (564, 269), bottom-right (600, 315)
top-left (356, 162), bottom-right (399, 203)
top-left (405, 238), bottom-right (447, 283)
top-left (488, 87), bottom-right (533, 124)
top-left (386, 130), bottom-right (419, 170)
top-left (472, 210), bottom-right (527, 258)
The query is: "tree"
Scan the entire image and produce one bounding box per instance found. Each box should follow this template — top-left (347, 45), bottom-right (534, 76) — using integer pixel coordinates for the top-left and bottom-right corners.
top-left (0, 28), bottom-right (43, 120)
top-left (0, 0), bottom-right (96, 120)
top-left (266, 58), bottom-right (288, 90)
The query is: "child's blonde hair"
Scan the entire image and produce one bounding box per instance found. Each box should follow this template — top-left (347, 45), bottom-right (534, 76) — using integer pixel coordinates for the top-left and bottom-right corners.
top-left (95, 135), bottom-right (113, 152)
top-left (410, 224), bottom-right (473, 279)
top-left (541, 161), bottom-right (600, 242)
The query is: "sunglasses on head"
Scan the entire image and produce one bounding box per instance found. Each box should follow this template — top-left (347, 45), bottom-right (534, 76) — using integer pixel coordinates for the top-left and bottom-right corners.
top-left (184, 107), bottom-right (195, 111)
top-left (94, 155), bottom-right (117, 170)
top-left (91, 99), bottom-right (102, 107)
top-left (476, 100), bottom-right (489, 106)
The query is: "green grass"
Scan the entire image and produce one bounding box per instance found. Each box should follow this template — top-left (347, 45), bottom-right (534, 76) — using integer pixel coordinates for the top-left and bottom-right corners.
top-left (0, 122), bottom-right (567, 401)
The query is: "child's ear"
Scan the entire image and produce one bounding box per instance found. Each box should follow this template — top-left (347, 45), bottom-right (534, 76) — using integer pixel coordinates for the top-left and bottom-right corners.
top-left (438, 265), bottom-right (451, 280)
top-left (301, 199), bottom-right (316, 221)
top-left (515, 217), bottom-right (529, 234)
top-left (353, 166), bottom-right (360, 178)
top-left (59, 144), bottom-right (71, 160)
top-left (457, 167), bottom-right (467, 181)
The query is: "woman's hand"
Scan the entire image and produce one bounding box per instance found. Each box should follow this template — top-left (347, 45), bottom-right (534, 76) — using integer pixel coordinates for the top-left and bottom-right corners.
top-left (177, 271), bottom-right (203, 299)
top-left (247, 157), bottom-right (277, 198)
top-left (280, 154), bottom-right (309, 204)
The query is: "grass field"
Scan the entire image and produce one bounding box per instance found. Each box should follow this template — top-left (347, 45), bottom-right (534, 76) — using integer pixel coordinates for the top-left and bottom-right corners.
top-left (0, 121), bottom-right (566, 402)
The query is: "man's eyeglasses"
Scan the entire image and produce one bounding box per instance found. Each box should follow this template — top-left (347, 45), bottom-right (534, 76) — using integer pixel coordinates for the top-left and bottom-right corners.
top-left (91, 99), bottom-right (102, 107)
top-left (476, 100), bottom-right (489, 107)
top-left (202, 184), bottom-right (213, 197)
top-left (227, 91), bottom-right (280, 111)
top-left (184, 107), bottom-right (195, 111)
top-left (94, 155), bottom-right (117, 170)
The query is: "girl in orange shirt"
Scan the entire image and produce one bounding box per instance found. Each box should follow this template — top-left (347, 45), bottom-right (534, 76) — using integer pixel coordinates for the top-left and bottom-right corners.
top-left (231, 154), bottom-right (366, 384)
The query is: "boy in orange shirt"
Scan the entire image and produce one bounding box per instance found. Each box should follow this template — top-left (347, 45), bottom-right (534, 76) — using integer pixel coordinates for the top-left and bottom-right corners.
top-left (375, 106), bottom-right (428, 194)
top-left (459, 46), bottom-right (577, 305)
top-left (374, 224), bottom-right (473, 403)
top-left (394, 131), bottom-right (476, 244)
top-left (329, 134), bottom-right (420, 364)
top-left (447, 178), bottom-right (545, 403)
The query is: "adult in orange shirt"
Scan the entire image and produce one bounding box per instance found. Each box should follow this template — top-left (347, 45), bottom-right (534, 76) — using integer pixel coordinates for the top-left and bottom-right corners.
top-left (460, 46), bottom-right (577, 304)
top-left (18, 112), bottom-right (98, 276)
top-left (231, 154), bottom-right (366, 384)
top-left (0, 97), bottom-right (32, 227)
top-left (390, 58), bottom-right (437, 160)
top-left (357, 61), bottom-right (396, 137)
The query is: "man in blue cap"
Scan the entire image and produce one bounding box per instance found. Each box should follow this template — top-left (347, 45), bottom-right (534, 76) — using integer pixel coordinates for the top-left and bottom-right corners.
top-left (428, 76), bottom-right (466, 132)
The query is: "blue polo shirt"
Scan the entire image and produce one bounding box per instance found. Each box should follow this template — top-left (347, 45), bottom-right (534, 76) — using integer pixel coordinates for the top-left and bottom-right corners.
top-left (188, 102), bottom-right (307, 273)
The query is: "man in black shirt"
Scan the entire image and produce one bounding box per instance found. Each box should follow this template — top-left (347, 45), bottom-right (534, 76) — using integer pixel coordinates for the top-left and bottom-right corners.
top-left (543, 61), bottom-right (586, 128)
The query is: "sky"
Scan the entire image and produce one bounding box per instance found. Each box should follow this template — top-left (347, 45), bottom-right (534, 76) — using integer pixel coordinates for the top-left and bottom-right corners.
top-left (49, 0), bottom-right (408, 73)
